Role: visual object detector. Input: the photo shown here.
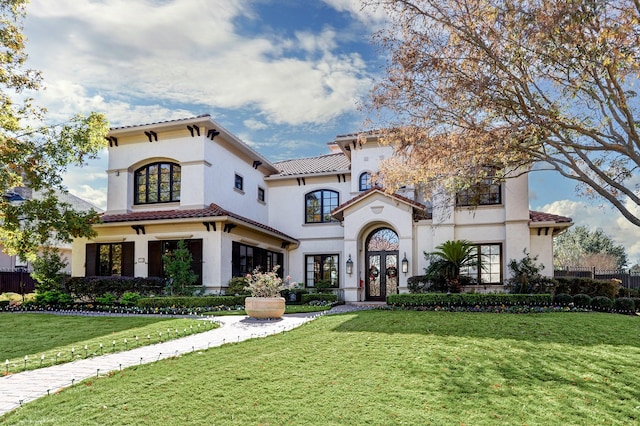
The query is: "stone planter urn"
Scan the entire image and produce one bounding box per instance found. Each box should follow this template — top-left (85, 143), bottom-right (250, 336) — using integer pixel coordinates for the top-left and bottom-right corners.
top-left (245, 297), bottom-right (286, 319)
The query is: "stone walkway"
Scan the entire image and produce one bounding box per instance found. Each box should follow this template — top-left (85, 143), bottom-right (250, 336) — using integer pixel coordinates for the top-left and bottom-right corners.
top-left (0, 304), bottom-right (379, 416)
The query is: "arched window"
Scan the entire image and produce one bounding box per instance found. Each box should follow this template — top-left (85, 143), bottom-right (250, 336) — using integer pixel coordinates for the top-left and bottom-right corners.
top-left (134, 162), bottom-right (181, 204)
top-left (305, 190), bottom-right (339, 223)
top-left (359, 172), bottom-right (372, 191)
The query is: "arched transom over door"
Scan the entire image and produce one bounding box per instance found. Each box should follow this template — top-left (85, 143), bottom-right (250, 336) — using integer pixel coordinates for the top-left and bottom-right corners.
top-left (365, 227), bottom-right (399, 301)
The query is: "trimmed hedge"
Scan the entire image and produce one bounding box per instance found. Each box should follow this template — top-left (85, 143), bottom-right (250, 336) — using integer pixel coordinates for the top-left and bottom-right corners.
top-left (613, 297), bottom-right (635, 312)
top-left (301, 293), bottom-right (338, 304)
top-left (572, 293), bottom-right (592, 307)
top-left (66, 276), bottom-right (165, 301)
top-left (137, 295), bottom-right (246, 309)
top-left (555, 277), bottom-right (619, 299)
top-left (553, 293), bottom-right (573, 305)
top-left (591, 296), bottom-right (613, 311)
top-left (387, 293), bottom-right (553, 307)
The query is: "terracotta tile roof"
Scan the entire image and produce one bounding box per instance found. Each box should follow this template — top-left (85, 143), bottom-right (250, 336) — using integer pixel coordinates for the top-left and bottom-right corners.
top-left (100, 203), bottom-right (298, 242)
top-left (110, 114), bottom-right (211, 131)
top-left (529, 210), bottom-right (573, 224)
top-left (273, 153), bottom-right (350, 176)
top-left (331, 187), bottom-right (426, 221)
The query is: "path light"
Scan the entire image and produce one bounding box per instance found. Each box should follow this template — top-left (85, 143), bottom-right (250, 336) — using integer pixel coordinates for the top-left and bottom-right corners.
top-left (99, 343), bottom-right (103, 355)
top-left (5, 359), bottom-right (9, 374)
top-left (124, 339), bottom-right (128, 349)
top-left (84, 345), bottom-right (88, 357)
top-left (71, 347), bottom-right (75, 358)
top-left (40, 354), bottom-right (44, 366)
top-left (346, 255), bottom-right (354, 275)
top-left (135, 336), bottom-right (139, 346)
top-left (112, 340), bottom-right (116, 351)
top-left (24, 355), bottom-right (28, 369)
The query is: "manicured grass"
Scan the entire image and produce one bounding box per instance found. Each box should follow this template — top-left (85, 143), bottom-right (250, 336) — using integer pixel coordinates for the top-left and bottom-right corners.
top-left (0, 314), bottom-right (217, 373)
top-left (2, 311), bottom-right (638, 425)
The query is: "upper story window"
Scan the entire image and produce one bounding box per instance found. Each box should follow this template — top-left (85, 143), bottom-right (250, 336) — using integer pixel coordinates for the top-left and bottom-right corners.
top-left (134, 162), bottom-right (181, 205)
top-left (456, 175), bottom-right (501, 207)
top-left (234, 174), bottom-right (244, 191)
top-left (305, 189), bottom-right (339, 223)
top-left (359, 172), bottom-right (372, 191)
top-left (257, 187), bottom-right (265, 203)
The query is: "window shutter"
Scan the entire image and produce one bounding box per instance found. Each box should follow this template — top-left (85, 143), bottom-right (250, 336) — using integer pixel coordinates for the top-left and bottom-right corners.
top-left (85, 244), bottom-right (97, 276)
top-left (148, 241), bottom-right (162, 278)
top-left (122, 242), bottom-right (135, 277)
top-left (189, 239), bottom-right (203, 286)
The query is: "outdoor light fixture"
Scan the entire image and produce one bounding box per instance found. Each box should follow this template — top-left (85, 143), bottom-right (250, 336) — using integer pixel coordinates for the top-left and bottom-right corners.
top-left (346, 255), bottom-right (354, 275)
top-left (402, 253), bottom-right (409, 274)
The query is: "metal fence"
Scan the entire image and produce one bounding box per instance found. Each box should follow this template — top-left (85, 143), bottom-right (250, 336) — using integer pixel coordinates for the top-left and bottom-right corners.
top-left (0, 268), bottom-right (36, 294)
top-left (554, 266), bottom-right (640, 290)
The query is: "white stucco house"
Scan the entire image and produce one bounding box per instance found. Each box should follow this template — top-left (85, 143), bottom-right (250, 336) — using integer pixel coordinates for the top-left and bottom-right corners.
top-left (71, 114), bottom-right (572, 302)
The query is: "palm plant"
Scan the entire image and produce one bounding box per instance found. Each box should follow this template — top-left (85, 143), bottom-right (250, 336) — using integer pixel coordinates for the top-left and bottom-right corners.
top-left (425, 240), bottom-right (479, 293)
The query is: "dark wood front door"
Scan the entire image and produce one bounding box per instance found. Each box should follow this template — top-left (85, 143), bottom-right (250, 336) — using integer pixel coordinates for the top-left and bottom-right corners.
top-left (365, 228), bottom-right (399, 302)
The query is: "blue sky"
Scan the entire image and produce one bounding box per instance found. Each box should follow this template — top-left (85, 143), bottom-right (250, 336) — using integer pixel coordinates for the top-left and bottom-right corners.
top-left (20, 0), bottom-right (639, 263)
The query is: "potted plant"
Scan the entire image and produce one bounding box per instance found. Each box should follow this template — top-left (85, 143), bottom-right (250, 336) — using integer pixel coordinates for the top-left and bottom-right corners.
top-left (244, 266), bottom-right (290, 319)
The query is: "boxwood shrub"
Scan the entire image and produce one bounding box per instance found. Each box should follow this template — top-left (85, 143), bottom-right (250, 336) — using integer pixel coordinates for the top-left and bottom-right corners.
top-left (136, 295), bottom-right (246, 309)
top-left (591, 296), bottom-right (613, 311)
top-left (613, 297), bottom-right (635, 312)
top-left (301, 293), bottom-right (338, 304)
top-left (572, 293), bottom-right (592, 307)
top-left (553, 293), bottom-right (573, 305)
top-left (386, 293), bottom-right (553, 307)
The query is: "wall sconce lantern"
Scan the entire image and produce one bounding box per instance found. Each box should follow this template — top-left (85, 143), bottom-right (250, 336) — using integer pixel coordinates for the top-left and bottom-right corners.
top-left (401, 253), bottom-right (409, 274)
top-left (346, 255), bottom-right (354, 275)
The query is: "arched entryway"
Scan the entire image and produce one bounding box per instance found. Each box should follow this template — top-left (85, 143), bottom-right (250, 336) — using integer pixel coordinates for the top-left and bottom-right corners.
top-left (365, 227), bottom-right (399, 301)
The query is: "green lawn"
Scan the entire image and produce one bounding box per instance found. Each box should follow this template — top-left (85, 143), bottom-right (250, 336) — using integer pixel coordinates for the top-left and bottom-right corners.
top-left (0, 314), bottom-right (217, 373)
top-left (2, 311), bottom-right (639, 425)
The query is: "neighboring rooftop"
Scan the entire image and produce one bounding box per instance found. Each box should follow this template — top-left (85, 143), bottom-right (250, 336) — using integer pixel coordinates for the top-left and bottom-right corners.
top-left (272, 153), bottom-right (350, 176)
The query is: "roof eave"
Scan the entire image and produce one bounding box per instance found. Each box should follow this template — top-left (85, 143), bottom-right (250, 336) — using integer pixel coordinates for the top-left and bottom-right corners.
top-left (265, 169), bottom-right (352, 180)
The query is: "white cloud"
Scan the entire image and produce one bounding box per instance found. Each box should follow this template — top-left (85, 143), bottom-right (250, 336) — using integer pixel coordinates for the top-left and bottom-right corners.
top-left (69, 185), bottom-right (107, 211)
top-left (538, 199), bottom-right (640, 264)
top-left (243, 119), bottom-right (268, 131)
top-left (24, 0), bottom-right (374, 127)
top-left (322, 0), bottom-right (388, 26)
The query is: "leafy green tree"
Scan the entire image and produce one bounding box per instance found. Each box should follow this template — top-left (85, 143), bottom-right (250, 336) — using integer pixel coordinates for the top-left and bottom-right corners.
top-left (367, 0), bottom-right (640, 227)
top-left (0, 0), bottom-right (109, 260)
top-left (163, 240), bottom-right (198, 295)
top-left (425, 240), bottom-right (478, 293)
top-left (30, 246), bottom-right (68, 292)
top-left (554, 226), bottom-right (628, 270)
